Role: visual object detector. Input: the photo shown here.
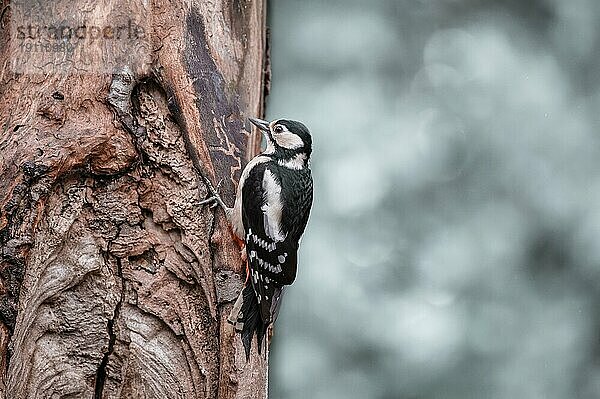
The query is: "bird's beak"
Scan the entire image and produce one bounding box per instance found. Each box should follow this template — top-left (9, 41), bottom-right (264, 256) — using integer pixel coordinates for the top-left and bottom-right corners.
top-left (249, 117), bottom-right (270, 132)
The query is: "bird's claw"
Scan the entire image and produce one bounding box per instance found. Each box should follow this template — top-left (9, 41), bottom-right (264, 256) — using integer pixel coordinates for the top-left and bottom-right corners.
top-left (197, 196), bottom-right (219, 208)
top-left (199, 179), bottom-right (227, 211)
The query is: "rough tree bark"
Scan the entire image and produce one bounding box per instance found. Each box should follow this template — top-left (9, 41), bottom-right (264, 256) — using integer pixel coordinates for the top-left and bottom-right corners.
top-left (0, 0), bottom-right (269, 398)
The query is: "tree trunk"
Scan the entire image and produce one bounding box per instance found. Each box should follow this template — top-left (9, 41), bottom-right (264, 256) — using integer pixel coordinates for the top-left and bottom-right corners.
top-left (0, 0), bottom-right (268, 398)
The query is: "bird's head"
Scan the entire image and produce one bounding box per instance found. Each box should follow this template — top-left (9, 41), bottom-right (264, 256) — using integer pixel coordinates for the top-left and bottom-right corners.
top-left (249, 117), bottom-right (312, 160)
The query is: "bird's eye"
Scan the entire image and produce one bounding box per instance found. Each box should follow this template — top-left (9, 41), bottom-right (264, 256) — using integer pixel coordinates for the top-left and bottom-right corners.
top-left (273, 125), bottom-right (284, 133)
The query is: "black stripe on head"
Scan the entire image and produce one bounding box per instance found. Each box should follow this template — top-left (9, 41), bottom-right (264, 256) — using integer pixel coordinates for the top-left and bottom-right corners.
top-left (277, 119), bottom-right (312, 156)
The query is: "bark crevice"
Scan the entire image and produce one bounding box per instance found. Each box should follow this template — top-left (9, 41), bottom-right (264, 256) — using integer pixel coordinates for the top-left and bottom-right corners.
top-left (94, 257), bottom-right (122, 399)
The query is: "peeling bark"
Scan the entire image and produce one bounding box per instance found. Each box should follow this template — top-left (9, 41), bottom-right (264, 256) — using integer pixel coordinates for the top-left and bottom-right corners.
top-left (0, 0), bottom-right (269, 398)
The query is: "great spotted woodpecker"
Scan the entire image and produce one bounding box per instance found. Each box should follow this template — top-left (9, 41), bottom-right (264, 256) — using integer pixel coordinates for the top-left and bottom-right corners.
top-left (202, 117), bottom-right (313, 359)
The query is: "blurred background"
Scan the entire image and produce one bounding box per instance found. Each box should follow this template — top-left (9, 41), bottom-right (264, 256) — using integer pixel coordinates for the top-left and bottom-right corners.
top-left (265, 1), bottom-right (600, 398)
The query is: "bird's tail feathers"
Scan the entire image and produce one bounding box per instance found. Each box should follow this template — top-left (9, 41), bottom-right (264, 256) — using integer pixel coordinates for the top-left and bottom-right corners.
top-left (227, 283), bottom-right (268, 360)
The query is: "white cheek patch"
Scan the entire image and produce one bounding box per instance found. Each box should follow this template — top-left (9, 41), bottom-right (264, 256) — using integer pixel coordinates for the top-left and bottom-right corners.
top-left (261, 169), bottom-right (286, 242)
top-left (273, 132), bottom-right (304, 150)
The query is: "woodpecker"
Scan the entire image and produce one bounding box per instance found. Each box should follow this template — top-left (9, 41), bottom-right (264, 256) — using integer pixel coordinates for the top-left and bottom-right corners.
top-left (202, 117), bottom-right (313, 359)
